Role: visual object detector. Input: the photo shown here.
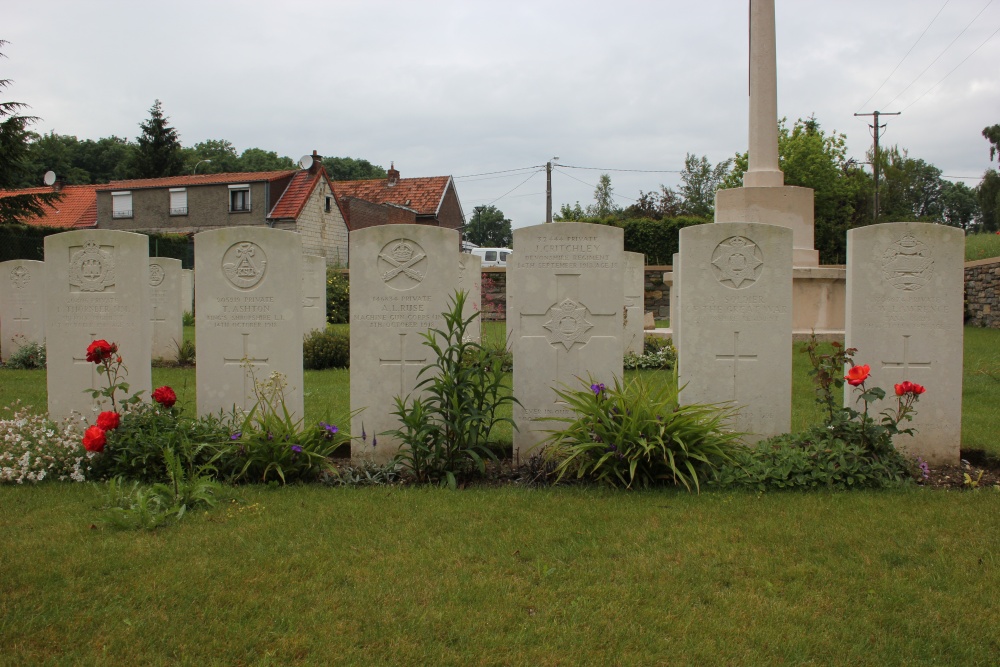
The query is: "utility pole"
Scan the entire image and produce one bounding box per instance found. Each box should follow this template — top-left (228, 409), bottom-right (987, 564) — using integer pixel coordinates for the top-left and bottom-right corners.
top-left (545, 157), bottom-right (559, 223)
top-left (854, 110), bottom-right (900, 223)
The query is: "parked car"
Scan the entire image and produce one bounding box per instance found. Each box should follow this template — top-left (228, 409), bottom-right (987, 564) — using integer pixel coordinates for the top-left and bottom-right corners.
top-left (469, 247), bottom-right (512, 267)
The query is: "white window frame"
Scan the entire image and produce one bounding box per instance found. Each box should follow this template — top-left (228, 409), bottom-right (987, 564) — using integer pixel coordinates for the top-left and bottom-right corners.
top-left (169, 188), bottom-right (187, 216)
top-left (111, 191), bottom-right (133, 219)
top-left (228, 184), bottom-right (251, 213)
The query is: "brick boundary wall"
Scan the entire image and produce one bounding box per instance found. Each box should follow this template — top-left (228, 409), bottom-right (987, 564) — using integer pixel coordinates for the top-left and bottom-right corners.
top-left (965, 257), bottom-right (1000, 328)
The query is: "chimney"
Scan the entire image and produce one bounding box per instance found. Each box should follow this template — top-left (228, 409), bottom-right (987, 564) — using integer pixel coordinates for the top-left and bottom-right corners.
top-left (53, 178), bottom-right (64, 193)
top-left (309, 149), bottom-right (322, 175)
top-left (387, 161), bottom-right (400, 187)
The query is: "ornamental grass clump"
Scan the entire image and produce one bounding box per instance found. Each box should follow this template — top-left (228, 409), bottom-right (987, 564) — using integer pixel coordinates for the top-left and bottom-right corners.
top-left (541, 374), bottom-right (742, 491)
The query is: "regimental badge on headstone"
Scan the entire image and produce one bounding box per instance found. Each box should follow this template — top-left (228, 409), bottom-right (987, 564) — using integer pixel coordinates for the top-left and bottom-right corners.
top-left (542, 298), bottom-right (594, 351)
top-left (222, 242), bottom-right (267, 289)
top-left (10, 264), bottom-right (30, 289)
top-left (878, 234), bottom-right (934, 291)
top-left (711, 236), bottom-right (764, 289)
top-left (149, 263), bottom-right (165, 287)
top-left (378, 239), bottom-right (427, 290)
top-left (68, 240), bottom-right (116, 292)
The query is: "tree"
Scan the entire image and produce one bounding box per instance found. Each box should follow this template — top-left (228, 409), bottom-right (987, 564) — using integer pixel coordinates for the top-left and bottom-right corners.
top-left (465, 204), bottom-right (512, 247)
top-left (323, 156), bottom-right (387, 181)
top-left (939, 180), bottom-right (979, 231)
top-left (677, 153), bottom-right (731, 218)
top-left (555, 201), bottom-right (586, 221)
top-left (0, 40), bottom-right (60, 224)
top-left (182, 138), bottom-right (241, 174)
top-left (130, 99), bottom-right (184, 178)
top-left (586, 173), bottom-right (619, 218)
top-left (238, 147), bottom-right (295, 172)
top-left (984, 124), bottom-right (1000, 163)
top-left (977, 170), bottom-right (1000, 232)
top-left (623, 185), bottom-right (682, 220)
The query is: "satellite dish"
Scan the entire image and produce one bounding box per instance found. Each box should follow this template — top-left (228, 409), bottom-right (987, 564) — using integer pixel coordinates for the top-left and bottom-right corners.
top-left (43, 171), bottom-right (56, 186)
top-left (297, 154), bottom-right (314, 170)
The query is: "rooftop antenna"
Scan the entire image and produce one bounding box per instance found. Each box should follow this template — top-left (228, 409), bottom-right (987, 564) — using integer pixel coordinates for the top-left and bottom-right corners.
top-left (43, 171), bottom-right (56, 186)
top-left (298, 154), bottom-right (314, 170)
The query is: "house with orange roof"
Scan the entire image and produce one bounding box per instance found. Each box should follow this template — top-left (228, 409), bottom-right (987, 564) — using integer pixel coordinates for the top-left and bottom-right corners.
top-left (0, 183), bottom-right (98, 229)
top-left (95, 152), bottom-right (350, 265)
top-left (333, 163), bottom-right (465, 231)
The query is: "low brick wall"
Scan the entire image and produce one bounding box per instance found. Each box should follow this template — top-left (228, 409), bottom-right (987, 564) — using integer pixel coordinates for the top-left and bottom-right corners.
top-left (965, 258), bottom-right (1000, 328)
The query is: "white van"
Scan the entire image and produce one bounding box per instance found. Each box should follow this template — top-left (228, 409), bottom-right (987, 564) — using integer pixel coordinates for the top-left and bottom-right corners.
top-left (470, 247), bottom-right (512, 268)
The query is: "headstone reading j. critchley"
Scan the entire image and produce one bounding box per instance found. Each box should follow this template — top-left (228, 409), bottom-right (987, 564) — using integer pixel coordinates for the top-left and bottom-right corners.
top-left (302, 254), bottom-right (327, 334)
top-left (350, 225), bottom-right (459, 463)
top-left (181, 269), bottom-right (195, 315)
top-left (845, 222), bottom-right (964, 465)
top-left (459, 252), bottom-right (482, 344)
top-left (678, 222), bottom-right (792, 443)
top-left (511, 222), bottom-right (624, 459)
top-left (624, 251), bottom-right (645, 355)
top-left (0, 259), bottom-right (46, 363)
top-left (149, 257), bottom-right (183, 360)
top-left (44, 230), bottom-right (152, 421)
top-left (195, 228), bottom-right (304, 420)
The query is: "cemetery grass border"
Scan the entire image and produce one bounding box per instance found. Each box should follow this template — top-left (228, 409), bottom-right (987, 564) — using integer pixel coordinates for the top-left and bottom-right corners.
top-left (1, 483), bottom-right (998, 665)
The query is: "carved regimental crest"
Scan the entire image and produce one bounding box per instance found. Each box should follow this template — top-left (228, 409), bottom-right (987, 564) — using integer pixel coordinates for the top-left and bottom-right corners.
top-left (542, 298), bottom-right (594, 351)
top-left (149, 263), bottom-right (165, 287)
top-left (69, 241), bottom-right (116, 292)
top-left (222, 242), bottom-right (267, 289)
top-left (10, 264), bottom-right (30, 289)
top-left (879, 234), bottom-right (934, 291)
top-left (711, 236), bottom-right (763, 289)
top-left (378, 239), bottom-right (427, 291)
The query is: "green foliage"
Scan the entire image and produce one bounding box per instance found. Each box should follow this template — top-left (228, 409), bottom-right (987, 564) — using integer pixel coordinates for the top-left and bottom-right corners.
top-left (623, 338), bottom-right (675, 370)
top-left (588, 173), bottom-right (619, 218)
top-left (130, 99), bottom-right (185, 178)
top-left (983, 124), bottom-right (1000, 163)
top-left (387, 291), bottom-right (519, 487)
top-left (20, 132), bottom-right (135, 185)
top-left (965, 231), bottom-right (1000, 261)
top-left (677, 153), bottom-right (731, 219)
top-left (326, 266), bottom-right (350, 324)
top-left (303, 328), bottom-right (350, 370)
top-left (542, 374), bottom-right (742, 491)
top-left (182, 310), bottom-right (195, 326)
top-left (977, 168), bottom-right (1000, 232)
top-left (173, 339), bottom-right (196, 366)
top-left (465, 204), bottom-right (513, 247)
top-left (0, 402), bottom-right (92, 483)
top-left (619, 216), bottom-right (708, 264)
top-left (322, 156), bottom-right (387, 181)
top-left (4, 336), bottom-right (45, 369)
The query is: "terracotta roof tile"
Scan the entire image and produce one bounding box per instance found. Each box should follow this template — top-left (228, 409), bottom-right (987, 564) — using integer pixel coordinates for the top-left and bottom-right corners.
top-left (268, 171), bottom-right (318, 220)
top-left (0, 185), bottom-right (98, 228)
top-left (96, 170), bottom-right (296, 191)
top-left (332, 176), bottom-right (452, 217)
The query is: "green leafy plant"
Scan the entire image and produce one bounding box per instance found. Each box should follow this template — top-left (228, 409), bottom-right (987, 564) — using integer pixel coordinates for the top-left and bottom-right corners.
top-left (174, 338), bottom-right (196, 366)
top-left (182, 310), bottom-right (195, 326)
top-left (542, 374), bottom-right (741, 491)
top-left (386, 290), bottom-right (519, 488)
top-left (303, 328), bottom-right (350, 369)
top-left (624, 338), bottom-right (676, 370)
top-left (4, 336), bottom-right (46, 369)
top-left (326, 266), bottom-right (350, 324)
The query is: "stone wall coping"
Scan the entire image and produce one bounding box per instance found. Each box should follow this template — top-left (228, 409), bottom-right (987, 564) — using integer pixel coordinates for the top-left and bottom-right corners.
top-left (964, 256), bottom-right (1000, 269)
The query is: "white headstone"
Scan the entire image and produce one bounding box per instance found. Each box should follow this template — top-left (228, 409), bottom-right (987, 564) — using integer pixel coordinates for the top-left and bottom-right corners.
top-left (624, 251), bottom-right (645, 355)
top-left (44, 230), bottom-right (152, 420)
top-left (181, 269), bottom-right (195, 315)
top-left (194, 228), bottom-right (304, 420)
top-left (670, 252), bottom-right (681, 354)
top-left (459, 252), bottom-right (482, 344)
top-left (349, 225), bottom-right (460, 463)
top-left (302, 254), bottom-right (328, 334)
top-left (678, 222), bottom-right (792, 442)
top-left (149, 257), bottom-right (183, 360)
top-left (845, 222), bottom-right (964, 464)
top-left (510, 222), bottom-right (625, 459)
top-left (0, 260), bottom-right (46, 363)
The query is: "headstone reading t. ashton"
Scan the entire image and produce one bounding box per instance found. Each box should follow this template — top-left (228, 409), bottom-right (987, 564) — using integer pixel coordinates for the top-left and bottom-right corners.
top-left (44, 230), bottom-right (152, 421)
top-left (678, 222), bottom-right (792, 442)
top-left (350, 225), bottom-right (459, 463)
top-left (0, 259), bottom-right (46, 363)
top-left (149, 257), bottom-right (183, 360)
top-left (195, 228), bottom-right (304, 420)
top-left (510, 222), bottom-right (624, 459)
top-left (845, 222), bottom-right (964, 464)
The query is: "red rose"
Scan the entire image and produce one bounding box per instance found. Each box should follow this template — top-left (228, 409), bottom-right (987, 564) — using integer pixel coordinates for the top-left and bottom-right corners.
top-left (845, 364), bottom-right (870, 387)
top-left (895, 381), bottom-right (912, 396)
top-left (910, 383), bottom-right (926, 395)
top-left (82, 426), bottom-right (106, 452)
top-left (152, 386), bottom-right (177, 408)
top-left (85, 339), bottom-right (117, 364)
top-left (96, 411), bottom-right (120, 430)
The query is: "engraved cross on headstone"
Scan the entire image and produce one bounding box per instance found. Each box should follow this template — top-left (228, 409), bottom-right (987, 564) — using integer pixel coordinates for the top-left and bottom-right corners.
top-left (151, 303), bottom-right (167, 323)
top-left (881, 334), bottom-right (932, 376)
top-left (12, 307), bottom-right (30, 334)
top-left (715, 331), bottom-right (758, 402)
top-left (223, 332), bottom-right (270, 407)
top-left (379, 333), bottom-right (428, 396)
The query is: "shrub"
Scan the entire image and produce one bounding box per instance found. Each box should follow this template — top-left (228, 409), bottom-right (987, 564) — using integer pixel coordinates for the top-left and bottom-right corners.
top-left (542, 374), bottom-right (741, 491)
top-left (4, 336), bottom-right (46, 369)
top-left (182, 310), bottom-right (195, 326)
top-left (0, 402), bottom-right (92, 483)
top-left (387, 291), bottom-right (519, 488)
top-left (326, 267), bottom-right (350, 324)
top-left (174, 339), bottom-right (196, 366)
top-left (624, 337), bottom-right (675, 370)
top-left (303, 328), bottom-right (350, 369)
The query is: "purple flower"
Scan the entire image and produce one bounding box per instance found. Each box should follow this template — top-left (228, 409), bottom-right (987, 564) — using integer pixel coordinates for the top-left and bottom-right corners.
top-left (291, 445), bottom-right (303, 454)
top-left (230, 431), bottom-right (242, 440)
top-left (320, 421), bottom-right (339, 435)
top-left (590, 383), bottom-right (606, 396)
top-left (267, 432), bottom-right (274, 441)
top-left (918, 458), bottom-right (930, 480)
top-left (372, 435), bottom-right (378, 448)
top-left (361, 424), bottom-right (367, 442)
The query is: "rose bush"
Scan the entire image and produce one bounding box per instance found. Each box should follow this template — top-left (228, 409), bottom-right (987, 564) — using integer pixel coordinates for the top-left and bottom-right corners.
top-left (152, 386), bottom-right (177, 408)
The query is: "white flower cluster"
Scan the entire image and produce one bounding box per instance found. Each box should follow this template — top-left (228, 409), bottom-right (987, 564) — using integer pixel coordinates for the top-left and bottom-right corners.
top-left (0, 403), bottom-right (94, 484)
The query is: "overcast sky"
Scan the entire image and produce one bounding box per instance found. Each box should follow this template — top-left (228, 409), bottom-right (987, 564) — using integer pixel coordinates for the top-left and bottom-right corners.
top-left (6, 1), bottom-right (1000, 229)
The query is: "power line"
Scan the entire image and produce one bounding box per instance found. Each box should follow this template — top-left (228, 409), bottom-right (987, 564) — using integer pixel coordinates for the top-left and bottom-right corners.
top-left (882, 0), bottom-right (994, 110)
top-left (556, 163), bottom-right (682, 174)
top-left (552, 168), bottom-right (638, 202)
top-left (483, 170), bottom-right (542, 207)
top-left (855, 0), bottom-right (951, 113)
top-left (453, 165), bottom-right (543, 179)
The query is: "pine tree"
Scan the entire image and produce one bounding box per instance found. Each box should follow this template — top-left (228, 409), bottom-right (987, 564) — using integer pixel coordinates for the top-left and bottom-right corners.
top-left (131, 99), bottom-right (185, 178)
top-left (0, 40), bottom-right (60, 224)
